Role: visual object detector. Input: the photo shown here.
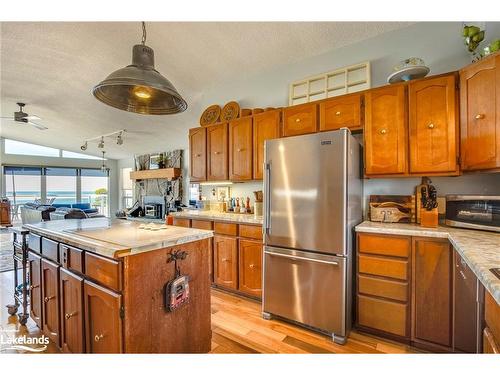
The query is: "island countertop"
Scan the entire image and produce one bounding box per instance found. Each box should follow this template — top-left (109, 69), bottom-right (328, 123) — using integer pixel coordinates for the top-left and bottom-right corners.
top-left (355, 221), bottom-right (500, 305)
top-left (170, 210), bottom-right (263, 225)
top-left (24, 218), bottom-right (213, 258)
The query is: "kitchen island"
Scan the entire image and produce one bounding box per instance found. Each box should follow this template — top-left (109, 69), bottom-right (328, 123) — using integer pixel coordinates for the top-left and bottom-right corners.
top-left (23, 218), bottom-right (213, 353)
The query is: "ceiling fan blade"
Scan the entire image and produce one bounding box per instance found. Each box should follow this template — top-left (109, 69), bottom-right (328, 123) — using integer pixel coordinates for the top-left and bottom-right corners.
top-left (27, 121), bottom-right (48, 130)
top-left (0, 116), bottom-right (15, 119)
top-left (26, 115), bottom-right (41, 120)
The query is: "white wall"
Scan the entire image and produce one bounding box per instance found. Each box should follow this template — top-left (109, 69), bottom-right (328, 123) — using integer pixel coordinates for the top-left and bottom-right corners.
top-left (0, 137), bottom-right (120, 215)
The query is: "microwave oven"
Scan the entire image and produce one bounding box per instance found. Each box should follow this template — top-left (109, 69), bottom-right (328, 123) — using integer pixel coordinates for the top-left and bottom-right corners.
top-left (144, 203), bottom-right (163, 219)
top-left (445, 195), bottom-right (500, 233)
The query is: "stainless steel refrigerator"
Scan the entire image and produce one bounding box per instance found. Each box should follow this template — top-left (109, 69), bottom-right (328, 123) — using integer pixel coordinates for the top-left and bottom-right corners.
top-left (262, 128), bottom-right (362, 344)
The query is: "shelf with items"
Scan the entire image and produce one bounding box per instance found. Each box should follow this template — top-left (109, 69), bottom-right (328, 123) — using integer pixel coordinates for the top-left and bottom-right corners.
top-left (130, 168), bottom-right (181, 181)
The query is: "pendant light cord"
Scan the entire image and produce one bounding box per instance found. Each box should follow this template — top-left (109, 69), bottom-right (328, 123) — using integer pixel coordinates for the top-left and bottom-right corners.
top-left (141, 21), bottom-right (147, 45)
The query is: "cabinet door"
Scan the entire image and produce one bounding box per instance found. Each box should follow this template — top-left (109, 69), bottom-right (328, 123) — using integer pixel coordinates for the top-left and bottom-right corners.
top-left (319, 93), bottom-right (362, 131)
top-left (84, 280), bottom-right (122, 353)
top-left (364, 85), bottom-right (408, 176)
top-left (41, 258), bottom-right (60, 347)
top-left (28, 251), bottom-right (42, 328)
top-left (283, 102), bottom-right (318, 137)
top-left (409, 74), bottom-right (458, 174)
top-left (238, 239), bottom-right (262, 298)
top-left (213, 235), bottom-right (238, 290)
top-left (60, 268), bottom-right (84, 353)
top-left (189, 127), bottom-right (207, 181)
top-left (207, 123), bottom-right (228, 180)
top-left (412, 238), bottom-right (452, 349)
top-left (229, 117), bottom-right (253, 181)
top-left (253, 110), bottom-right (281, 179)
top-left (460, 54), bottom-right (500, 171)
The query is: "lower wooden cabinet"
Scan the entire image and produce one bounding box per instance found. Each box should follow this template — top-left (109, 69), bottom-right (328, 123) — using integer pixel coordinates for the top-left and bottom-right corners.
top-left (41, 258), bottom-right (61, 347)
top-left (357, 294), bottom-right (408, 337)
top-left (412, 238), bottom-right (452, 350)
top-left (28, 251), bottom-right (42, 328)
top-left (213, 235), bottom-right (238, 290)
top-left (60, 268), bottom-right (84, 353)
top-left (238, 239), bottom-right (263, 298)
top-left (84, 280), bottom-right (123, 353)
top-left (484, 290), bottom-right (500, 354)
top-left (483, 327), bottom-right (500, 353)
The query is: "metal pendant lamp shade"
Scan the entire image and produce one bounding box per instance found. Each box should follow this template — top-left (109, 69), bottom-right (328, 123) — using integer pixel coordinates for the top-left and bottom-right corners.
top-left (92, 24), bottom-right (187, 115)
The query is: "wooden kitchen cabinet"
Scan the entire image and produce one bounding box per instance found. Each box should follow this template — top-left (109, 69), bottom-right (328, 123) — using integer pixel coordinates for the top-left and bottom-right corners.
top-left (60, 268), bottom-right (85, 353)
top-left (213, 235), bottom-right (238, 290)
top-left (319, 93), bottom-right (363, 131)
top-left (189, 127), bottom-right (207, 182)
top-left (460, 53), bottom-right (500, 171)
top-left (484, 290), bottom-right (500, 354)
top-left (238, 239), bottom-right (263, 298)
top-left (253, 110), bottom-right (281, 179)
top-left (282, 102), bottom-right (318, 137)
top-left (207, 123), bottom-right (228, 181)
top-left (229, 117), bottom-right (253, 181)
top-left (41, 258), bottom-right (61, 347)
top-left (412, 237), bottom-right (452, 350)
top-left (364, 84), bottom-right (408, 176)
top-left (84, 280), bottom-right (123, 353)
top-left (28, 251), bottom-right (42, 328)
top-left (409, 74), bottom-right (459, 175)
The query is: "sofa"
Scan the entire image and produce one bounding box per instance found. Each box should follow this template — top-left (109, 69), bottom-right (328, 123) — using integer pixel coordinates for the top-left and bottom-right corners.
top-left (52, 203), bottom-right (100, 216)
top-left (20, 202), bottom-right (104, 224)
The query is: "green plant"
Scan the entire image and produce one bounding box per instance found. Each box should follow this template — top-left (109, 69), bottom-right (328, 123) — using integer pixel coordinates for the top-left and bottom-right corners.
top-left (463, 24), bottom-right (485, 61)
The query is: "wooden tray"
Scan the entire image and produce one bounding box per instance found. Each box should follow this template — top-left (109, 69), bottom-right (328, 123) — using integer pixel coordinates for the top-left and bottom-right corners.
top-left (199, 105), bottom-right (221, 126)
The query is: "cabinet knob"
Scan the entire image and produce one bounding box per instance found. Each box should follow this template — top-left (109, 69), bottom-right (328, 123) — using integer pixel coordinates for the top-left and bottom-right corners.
top-left (195, 153), bottom-right (201, 157)
top-left (428, 123), bottom-right (435, 129)
top-left (380, 129), bottom-right (387, 135)
top-left (295, 118), bottom-right (301, 123)
top-left (94, 334), bottom-right (104, 342)
top-left (44, 295), bottom-right (54, 303)
top-left (335, 111), bottom-right (341, 116)
top-left (249, 264), bottom-right (255, 269)
top-left (214, 151), bottom-right (220, 155)
top-left (221, 258), bottom-right (229, 262)
top-left (475, 114), bottom-right (485, 120)
top-left (65, 312), bottom-right (76, 320)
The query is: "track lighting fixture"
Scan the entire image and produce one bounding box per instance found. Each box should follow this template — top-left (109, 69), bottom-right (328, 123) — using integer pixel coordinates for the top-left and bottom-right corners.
top-left (81, 129), bottom-right (125, 152)
top-left (98, 137), bottom-right (105, 149)
top-left (80, 141), bottom-right (88, 151)
top-left (101, 151), bottom-right (109, 172)
top-left (117, 131), bottom-right (124, 145)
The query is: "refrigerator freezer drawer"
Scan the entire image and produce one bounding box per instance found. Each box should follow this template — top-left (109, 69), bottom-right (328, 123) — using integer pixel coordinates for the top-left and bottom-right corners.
top-left (263, 247), bottom-right (346, 336)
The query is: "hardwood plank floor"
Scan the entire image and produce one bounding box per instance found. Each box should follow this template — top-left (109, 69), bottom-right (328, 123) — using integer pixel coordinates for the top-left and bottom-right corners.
top-left (0, 270), bottom-right (418, 353)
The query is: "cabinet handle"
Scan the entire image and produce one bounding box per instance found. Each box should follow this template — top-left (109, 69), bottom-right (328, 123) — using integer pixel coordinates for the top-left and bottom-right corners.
top-left (295, 118), bottom-right (301, 123)
top-left (427, 123), bottom-right (435, 129)
top-left (65, 312), bottom-right (77, 320)
top-left (335, 111), bottom-right (341, 116)
top-left (249, 264), bottom-right (255, 269)
top-left (94, 334), bottom-right (104, 342)
top-left (237, 148), bottom-right (242, 152)
top-left (44, 295), bottom-right (55, 303)
top-left (475, 114), bottom-right (485, 120)
top-left (195, 153), bottom-right (201, 157)
top-left (221, 258), bottom-right (229, 262)
top-left (30, 284), bottom-right (39, 290)
top-left (214, 151), bottom-right (220, 155)
top-left (380, 129), bottom-right (387, 135)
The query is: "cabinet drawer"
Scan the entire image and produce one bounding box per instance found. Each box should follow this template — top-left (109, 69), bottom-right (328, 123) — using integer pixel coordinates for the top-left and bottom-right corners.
top-left (358, 275), bottom-right (408, 302)
top-left (173, 218), bottom-right (191, 228)
top-left (319, 93), bottom-right (362, 131)
top-left (358, 233), bottom-right (410, 258)
top-left (191, 219), bottom-right (213, 230)
top-left (84, 252), bottom-right (122, 291)
top-left (357, 294), bottom-right (408, 337)
top-left (42, 237), bottom-right (59, 263)
top-left (214, 222), bottom-right (238, 236)
top-left (283, 103), bottom-right (318, 137)
top-left (60, 245), bottom-right (84, 274)
top-left (239, 224), bottom-right (262, 240)
top-left (483, 327), bottom-right (500, 354)
top-left (29, 233), bottom-right (41, 254)
top-left (358, 254), bottom-right (408, 281)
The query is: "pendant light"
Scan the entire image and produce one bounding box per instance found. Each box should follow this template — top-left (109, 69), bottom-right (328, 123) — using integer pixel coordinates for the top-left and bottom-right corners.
top-left (101, 151), bottom-right (109, 173)
top-left (92, 22), bottom-right (187, 115)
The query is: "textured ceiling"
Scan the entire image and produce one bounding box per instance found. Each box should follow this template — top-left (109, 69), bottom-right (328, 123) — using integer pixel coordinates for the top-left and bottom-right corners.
top-left (0, 22), bottom-right (413, 159)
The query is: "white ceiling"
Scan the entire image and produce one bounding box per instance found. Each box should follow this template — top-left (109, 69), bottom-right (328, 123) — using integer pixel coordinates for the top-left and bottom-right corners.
top-left (0, 22), bottom-right (413, 159)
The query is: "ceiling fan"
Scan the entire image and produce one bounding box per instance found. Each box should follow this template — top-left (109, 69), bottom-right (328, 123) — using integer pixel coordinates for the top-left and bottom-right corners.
top-left (0, 102), bottom-right (48, 130)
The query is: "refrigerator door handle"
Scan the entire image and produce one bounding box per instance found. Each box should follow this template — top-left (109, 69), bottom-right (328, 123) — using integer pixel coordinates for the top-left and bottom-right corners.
top-left (264, 162), bottom-right (271, 234)
top-left (265, 251), bottom-right (339, 266)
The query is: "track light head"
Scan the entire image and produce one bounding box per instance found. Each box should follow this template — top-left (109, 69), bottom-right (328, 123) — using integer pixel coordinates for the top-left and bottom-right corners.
top-left (98, 137), bottom-right (105, 149)
top-left (80, 141), bottom-right (88, 151)
top-left (117, 132), bottom-right (124, 145)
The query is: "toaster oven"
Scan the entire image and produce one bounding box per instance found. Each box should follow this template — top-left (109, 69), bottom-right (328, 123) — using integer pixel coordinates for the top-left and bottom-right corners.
top-left (445, 195), bottom-right (500, 233)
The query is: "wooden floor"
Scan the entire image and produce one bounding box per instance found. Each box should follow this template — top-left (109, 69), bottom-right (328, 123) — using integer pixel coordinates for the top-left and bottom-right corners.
top-left (0, 269), bottom-right (418, 354)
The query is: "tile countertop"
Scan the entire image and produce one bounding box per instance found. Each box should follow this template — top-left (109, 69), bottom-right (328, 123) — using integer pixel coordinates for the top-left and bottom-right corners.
top-left (355, 221), bottom-right (500, 305)
top-left (23, 218), bottom-right (213, 259)
top-left (170, 210), bottom-right (263, 225)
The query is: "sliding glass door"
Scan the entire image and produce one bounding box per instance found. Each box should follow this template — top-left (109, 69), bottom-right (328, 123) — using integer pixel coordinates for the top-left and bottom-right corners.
top-left (81, 169), bottom-right (109, 216)
top-left (4, 166), bottom-right (42, 205)
top-left (46, 167), bottom-right (78, 205)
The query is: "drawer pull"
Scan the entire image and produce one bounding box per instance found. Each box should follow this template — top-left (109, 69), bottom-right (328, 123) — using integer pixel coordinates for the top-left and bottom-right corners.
top-left (475, 114), bottom-right (485, 120)
top-left (295, 118), bottom-right (301, 123)
top-left (94, 334), bottom-right (104, 342)
top-left (44, 295), bottom-right (55, 303)
top-left (336, 111), bottom-right (341, 116)
top-left (428, 123), bottom-right (435, 129)
top-left (221, 258), bottom-right (229, 262)
top-left (214, 151), bottom-right (220, 155)
top-left (380, 128), bottom-right (387, 135)
top-left (30, 284), bottom-right (39, 290)
top-left (237, 148), bottom-right (242, 152)
top-left (195, 153), bottom-right (201, 157)
top-left (65, 312), bottom-right (77, 320)
top-left (266, 251), bottom-right (339, 265)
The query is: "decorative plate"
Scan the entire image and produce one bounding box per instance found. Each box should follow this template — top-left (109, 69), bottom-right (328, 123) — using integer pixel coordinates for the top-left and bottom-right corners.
top-left (221, 101), bottom-right (240, 122)
top-left (387, 57), bottom-right (430, 84)
top-left (199, 105), bottom-right (221, 126)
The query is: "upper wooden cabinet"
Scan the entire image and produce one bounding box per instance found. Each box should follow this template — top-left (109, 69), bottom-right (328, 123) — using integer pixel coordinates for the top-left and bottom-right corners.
top-left (408, 74), bottom-right (459, 175)
top-left (189, 127), bottom-right (207, 182)
top-left (319, 93), bottom-right (363, 131)
top-left (207, 123), bottom-right (228, 181)
top-left (253, 110), bottom-right (281, 179)
top-left (229, 117), bottom-right (253, 181)
top-left (283, 102), bottom-right (318, 137)
top-left (460, 54), bottom-right (500, 171)
top-left (364, 85), bottom-right (408, 176)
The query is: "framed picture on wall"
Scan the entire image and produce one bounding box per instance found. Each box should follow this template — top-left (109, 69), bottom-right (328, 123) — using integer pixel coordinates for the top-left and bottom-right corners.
top-left (216, 186), bottom-right (230, 201)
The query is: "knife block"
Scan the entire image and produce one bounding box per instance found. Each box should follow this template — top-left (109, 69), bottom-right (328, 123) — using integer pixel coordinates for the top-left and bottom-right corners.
top-left (420, 208), bottom-right (438, 228)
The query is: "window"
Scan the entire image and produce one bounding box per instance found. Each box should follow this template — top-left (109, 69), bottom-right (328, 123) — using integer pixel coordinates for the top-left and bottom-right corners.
top-left (81, 169), bottom-right (109, 216)
top-left (5, 139), bottom-right (59, 157)
top-left (46, 167), bottom-right (77, 205)
top-left (62, 150), bottom-right (103, 160)
top-left (4, 166), bottom-right (42, 205)
top-left (121, 167), bottom-right (133, 209)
